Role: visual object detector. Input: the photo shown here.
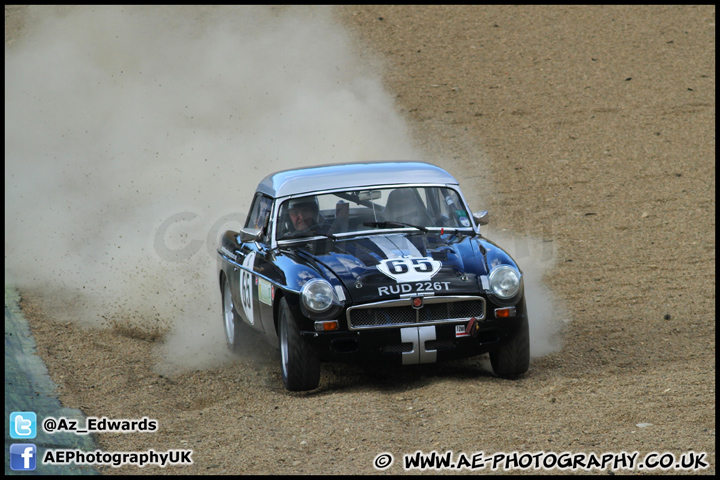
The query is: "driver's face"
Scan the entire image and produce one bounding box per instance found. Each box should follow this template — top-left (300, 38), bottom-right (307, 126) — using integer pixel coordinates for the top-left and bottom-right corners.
top-left (289, 206), bottom-right (315, 231)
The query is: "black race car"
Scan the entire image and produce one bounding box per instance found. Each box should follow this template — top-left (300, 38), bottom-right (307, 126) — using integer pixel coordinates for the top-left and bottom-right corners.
top-left (217, 161), bottom-right (529, 391)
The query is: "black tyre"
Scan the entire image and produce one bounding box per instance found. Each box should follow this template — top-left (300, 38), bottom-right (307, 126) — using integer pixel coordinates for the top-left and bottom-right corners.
top-left (221, 275), bottom-right (242, 352)
top-left (278, 297), bottom-right (321, 391)
top-left (490, 314), bottom-right (530, 378)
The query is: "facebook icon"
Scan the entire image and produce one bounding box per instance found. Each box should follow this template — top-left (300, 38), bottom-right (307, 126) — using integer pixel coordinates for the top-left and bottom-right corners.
top-left (10, 443), bottom-right (37, 471)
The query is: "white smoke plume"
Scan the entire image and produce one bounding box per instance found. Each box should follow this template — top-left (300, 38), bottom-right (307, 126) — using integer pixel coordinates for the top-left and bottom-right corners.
top-left (5, 5), bottom-right (419, 371)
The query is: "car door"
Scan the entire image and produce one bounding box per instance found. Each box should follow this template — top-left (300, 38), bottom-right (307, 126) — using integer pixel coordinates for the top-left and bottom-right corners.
top-left (234, 193), bottom-right (273, 333)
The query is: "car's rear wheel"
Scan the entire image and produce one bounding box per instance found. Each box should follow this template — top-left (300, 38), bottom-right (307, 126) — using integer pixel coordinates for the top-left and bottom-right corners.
top-left (490, 314), bottom-right (530, 378)
top-left (278, 297), bottom-right (321, 391)
top-left (222, 275), bottom-right (241, 352)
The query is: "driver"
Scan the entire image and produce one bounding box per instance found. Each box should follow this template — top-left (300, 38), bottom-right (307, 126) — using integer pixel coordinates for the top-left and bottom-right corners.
top-left (287, 197), bottom-right (321, 233)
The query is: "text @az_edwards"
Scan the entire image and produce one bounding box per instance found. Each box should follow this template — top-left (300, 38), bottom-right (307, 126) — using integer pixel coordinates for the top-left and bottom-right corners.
top-left (42, 416), bottom-right (157, 434)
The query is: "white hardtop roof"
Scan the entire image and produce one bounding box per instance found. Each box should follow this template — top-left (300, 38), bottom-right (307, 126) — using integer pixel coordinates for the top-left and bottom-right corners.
top-left (256, 161), bottom-right (459, 198)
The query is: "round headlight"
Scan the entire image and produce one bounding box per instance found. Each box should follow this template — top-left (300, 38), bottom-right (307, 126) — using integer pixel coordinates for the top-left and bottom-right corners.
top-left (488, 266), bottom-right (522, 299)
top-left (301, 279), bottom-right (335, 313)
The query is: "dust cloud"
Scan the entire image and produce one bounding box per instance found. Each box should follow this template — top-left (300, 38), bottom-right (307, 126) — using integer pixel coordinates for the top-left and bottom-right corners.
top-left (5, 5), bottom-right (562, 375)
top-left (484, 230), bottom-right (565, 358)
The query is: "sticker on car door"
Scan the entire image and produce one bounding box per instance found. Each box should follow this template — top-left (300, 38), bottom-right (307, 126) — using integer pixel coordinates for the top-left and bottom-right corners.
top-left (239, 251), bottom-right (256, 325)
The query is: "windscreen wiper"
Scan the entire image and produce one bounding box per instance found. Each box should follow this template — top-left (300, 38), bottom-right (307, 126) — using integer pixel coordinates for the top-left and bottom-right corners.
top-left (440, 227), bottom-right (478, 238)
top-left (362, 221), bottom-right (428, 233)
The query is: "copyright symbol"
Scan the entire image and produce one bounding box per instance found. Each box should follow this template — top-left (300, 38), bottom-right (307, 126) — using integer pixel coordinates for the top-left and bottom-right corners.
top-left (43, 418), bottom-right (56, 433)
top-left (373, 452), bottom-right (393, 470)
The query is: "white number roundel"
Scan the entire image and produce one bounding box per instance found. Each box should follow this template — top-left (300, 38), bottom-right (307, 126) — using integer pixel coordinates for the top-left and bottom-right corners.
top-left (239, 251), bottom-right (256, 325)
top-left (376, 256), bottom-right (441, 282)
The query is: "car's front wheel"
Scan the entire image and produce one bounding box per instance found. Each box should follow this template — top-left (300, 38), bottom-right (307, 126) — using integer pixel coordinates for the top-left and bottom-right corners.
top-left (278, 297), bottom-right (321, 391)
top-left (222, 275), bottom-right (242, 352)
top-left (490, 314), bottom-right (530, 378)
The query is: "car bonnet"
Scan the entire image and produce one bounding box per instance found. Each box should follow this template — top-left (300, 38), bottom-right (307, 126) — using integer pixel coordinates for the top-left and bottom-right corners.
top-left (295, 233), bottom-right (487, 303)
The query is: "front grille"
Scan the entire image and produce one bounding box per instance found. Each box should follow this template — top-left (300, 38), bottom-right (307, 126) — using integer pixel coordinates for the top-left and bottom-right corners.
top-left (350, 305), bottom-right (417, 328)
top-left (347, 296), bottom-right (485, 330)
top-left (419, 302), bottom-right (484, 322)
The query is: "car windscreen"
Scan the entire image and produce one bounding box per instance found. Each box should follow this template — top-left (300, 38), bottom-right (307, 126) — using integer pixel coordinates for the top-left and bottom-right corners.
top-left (276, 186), bottom-right (471, 240)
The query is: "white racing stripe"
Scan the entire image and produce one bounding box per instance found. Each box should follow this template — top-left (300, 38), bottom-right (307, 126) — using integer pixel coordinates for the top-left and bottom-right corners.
top-left (369, 235), bottom-right (422, 259)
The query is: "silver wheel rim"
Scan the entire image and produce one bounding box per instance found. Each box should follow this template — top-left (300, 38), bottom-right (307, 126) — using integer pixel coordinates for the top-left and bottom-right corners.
top-left (223, 280), bottom-right (235, 344)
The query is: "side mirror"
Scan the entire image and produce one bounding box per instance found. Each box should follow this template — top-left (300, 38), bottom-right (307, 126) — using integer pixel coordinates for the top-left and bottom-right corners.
top-left (238, 227), bottom-right (262, 243)
top-left (472, 210), bottom-right (489, 226)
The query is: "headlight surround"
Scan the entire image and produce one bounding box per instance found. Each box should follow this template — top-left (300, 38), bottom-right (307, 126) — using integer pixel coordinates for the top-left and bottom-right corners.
top-left (301, 279), bottom-right (336, 314)
top-left (488, 265), bottom-right (522, 299)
